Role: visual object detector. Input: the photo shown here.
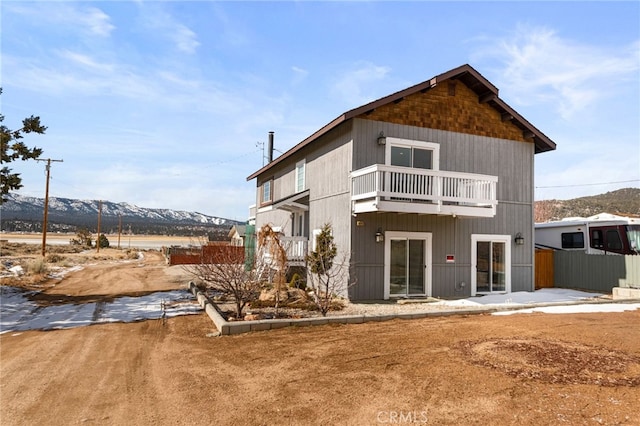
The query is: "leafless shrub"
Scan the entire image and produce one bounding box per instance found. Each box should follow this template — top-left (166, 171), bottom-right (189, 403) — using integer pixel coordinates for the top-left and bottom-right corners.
top-left (185, 242), bottom-right (262, 318)
top-left (256, 224), bottom-right (288, 312)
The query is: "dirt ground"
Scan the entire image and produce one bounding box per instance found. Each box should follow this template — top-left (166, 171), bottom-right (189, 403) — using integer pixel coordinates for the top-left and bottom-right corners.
top-left (1, 247), bottom-right (639, 425)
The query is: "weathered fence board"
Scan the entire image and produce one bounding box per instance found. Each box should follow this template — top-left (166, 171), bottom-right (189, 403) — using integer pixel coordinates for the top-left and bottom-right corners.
top-left (622, 255), bottom-right (640, 289)
top-left (554, 251), bottom-right (640, 293)
top-left (535, 249), bottom-right (554, 289)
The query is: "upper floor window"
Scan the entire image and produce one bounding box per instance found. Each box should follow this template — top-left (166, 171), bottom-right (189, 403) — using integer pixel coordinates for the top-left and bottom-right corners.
top-left (385, 137), bottom-right (439, 170)
top-left (261, 180), bottom-right (273, 205)
top-left (295, 160), bottom-right (306, 193)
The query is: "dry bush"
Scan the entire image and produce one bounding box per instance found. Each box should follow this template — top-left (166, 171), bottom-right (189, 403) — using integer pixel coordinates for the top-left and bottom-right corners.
top-left (45, 253), bottom-right (64, 263)
top-left (124, 249), bottom-right (140, 260)
top-left (185, 244), bottom-right (263, 318)
top-left (48, 244), bottom-right (84, 254)
top-left (26, 258), bottom-right (47, 275)
top-left (0, 242), bottom-right (40, 256)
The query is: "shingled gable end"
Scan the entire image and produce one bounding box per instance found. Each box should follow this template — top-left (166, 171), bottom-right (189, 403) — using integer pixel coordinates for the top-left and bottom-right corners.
top-left (247, 64), bottom-right (557, 301)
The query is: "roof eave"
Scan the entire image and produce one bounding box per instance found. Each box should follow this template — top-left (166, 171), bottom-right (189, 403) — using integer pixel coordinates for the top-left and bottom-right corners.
top-left (246, 114), bottom-right (348, 181)
top-left (247, 64), bottom-right (556, 180)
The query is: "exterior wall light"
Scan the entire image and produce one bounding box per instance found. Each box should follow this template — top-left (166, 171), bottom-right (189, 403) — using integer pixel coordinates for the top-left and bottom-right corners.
top-left (377, 131), bottom-right (386, 145)
top-left (515, 232), bottom-right (524, 245)
top-left (376, 228), bottom-right (385, 243)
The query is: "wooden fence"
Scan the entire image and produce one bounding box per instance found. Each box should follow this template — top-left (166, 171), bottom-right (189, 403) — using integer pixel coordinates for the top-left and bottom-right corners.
top-left (534, 249), bottom-right (554, 289)
top-left (552, 251), bottom-right (640, 293)
top-left (167, 245), bottom-right (244, 266)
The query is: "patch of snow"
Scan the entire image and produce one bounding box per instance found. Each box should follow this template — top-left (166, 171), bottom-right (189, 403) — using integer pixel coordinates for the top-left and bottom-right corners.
top-left (9, 265), bottom-right (24, 276)
top-left (493, 303), bottom-right (640, 315)
top-left (0, 287), bottom-right (201, 334)
top-left (436, 288), bottom-right (603, 307)
top-left (47, 265), bottom-right (85, 279)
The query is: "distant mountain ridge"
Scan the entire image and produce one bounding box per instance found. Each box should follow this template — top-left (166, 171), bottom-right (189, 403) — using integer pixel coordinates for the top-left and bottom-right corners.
top-left (534, 188), bottom-right (640, 223)
top-left (3, 189), bottom-right (638, 234)
top-left (1, 193), bottom-right (243, 235)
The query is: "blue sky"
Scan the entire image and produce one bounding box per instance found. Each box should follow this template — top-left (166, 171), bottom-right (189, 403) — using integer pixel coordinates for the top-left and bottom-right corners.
top-left (2, 1), bottom-right (638, 221)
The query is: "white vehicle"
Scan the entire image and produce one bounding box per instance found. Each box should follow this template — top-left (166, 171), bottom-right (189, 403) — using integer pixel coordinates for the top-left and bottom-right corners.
top-left (535, 213), bottom-right (640, 255)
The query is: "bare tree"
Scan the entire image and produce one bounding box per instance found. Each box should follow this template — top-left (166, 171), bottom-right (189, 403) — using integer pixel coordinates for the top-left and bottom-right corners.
top-left (186, 243), bottom-right (261, 319)
top-left (306, 223), bottom-right (354, 316)
top-left (256, 224), bottom-right (288, 312)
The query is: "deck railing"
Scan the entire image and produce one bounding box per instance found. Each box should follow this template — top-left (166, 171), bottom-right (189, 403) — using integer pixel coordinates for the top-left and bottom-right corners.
top-left (281, 236), bottom-right (308, 264)
top-left (351, 164), bottom-right (498, 215)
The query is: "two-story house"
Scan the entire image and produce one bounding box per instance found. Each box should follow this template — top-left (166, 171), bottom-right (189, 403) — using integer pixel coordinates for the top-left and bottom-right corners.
top-left (247, 64), bottom-right (556, 301)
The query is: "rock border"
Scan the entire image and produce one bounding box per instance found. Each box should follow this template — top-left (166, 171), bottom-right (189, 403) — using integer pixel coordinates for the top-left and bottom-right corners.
top-left (188, 282), bottom-right (640, 336)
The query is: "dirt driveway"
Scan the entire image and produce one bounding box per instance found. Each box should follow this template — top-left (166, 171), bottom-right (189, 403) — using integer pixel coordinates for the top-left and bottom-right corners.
top-left (1, 251), bottom-right (639, 425)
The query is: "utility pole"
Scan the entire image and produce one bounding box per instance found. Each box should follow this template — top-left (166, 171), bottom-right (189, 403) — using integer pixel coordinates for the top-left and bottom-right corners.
top-left (36, 158), bottom-right (63, 257)
top-left (117, 214), bottom-right (122, 249)
top-left (96, 200), bottom-right (102, 253)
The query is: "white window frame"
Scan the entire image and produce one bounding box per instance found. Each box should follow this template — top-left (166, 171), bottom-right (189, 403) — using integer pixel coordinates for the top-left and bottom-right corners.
top-left (383, 231), bottom-right (432, 300)
top-left (295, 160), bottom-right (306, 193)
top-left (311, 228), bottom-right (324, 252)
top-left (292, 211), bottom-right (306, 237)
top-left (385, 137), bottom-right (440, 171)
top-left (471, 234), bottom-right (511, 296)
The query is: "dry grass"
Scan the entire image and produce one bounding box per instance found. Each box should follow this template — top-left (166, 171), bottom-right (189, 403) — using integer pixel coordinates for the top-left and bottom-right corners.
top-left (1, 242), bottom-right (145, 289)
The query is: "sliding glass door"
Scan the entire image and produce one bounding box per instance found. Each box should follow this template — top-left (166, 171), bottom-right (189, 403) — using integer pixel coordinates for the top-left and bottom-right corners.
top-left (472, 235), bottom-right (511, 295)
top-left (385, 232), bottom-right (432, 298)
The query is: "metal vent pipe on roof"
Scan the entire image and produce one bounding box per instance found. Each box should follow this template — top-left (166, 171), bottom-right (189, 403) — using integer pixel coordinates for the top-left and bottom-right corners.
top-left (268, 131), bottom-right (274, 163)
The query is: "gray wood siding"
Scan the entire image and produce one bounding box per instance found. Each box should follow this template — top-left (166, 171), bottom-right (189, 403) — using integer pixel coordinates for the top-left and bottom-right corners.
top-left (351, 118), bottom-right (534, 203)
top-left (255, 117), bottom-right (535, 301)
top-left (306, 124), bottom-right (354, 261)
top-left (254, 122), bottom-right (354, 283)
top-left (349, 119), bottom-right (535, 300)
top-left (350, 202), bottom-right (534, 300)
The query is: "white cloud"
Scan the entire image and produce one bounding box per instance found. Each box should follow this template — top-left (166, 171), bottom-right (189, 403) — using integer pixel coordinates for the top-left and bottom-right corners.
top-left (5, 50), bottom-right (252, 118)
top-left (78, 6), bottom-right (115, 37)
top-left (535, 146), bottom-right (640, 201)
top-left (329, 61), bottom-right (392, 106)
top-left (5, 3), bottom-right (115, 38)
top-left (473, 24), bottom-right (640, 120)
top-left (172, 25), bottom-right (200, 55)
top-left (137, 6), bottom-right (200, 54)
top-left (57, 50), bottom-right (116, 72)
top-left (291, 66), bottom-right (309, 85)
top-left (6, 54), bottom-right (158, 100)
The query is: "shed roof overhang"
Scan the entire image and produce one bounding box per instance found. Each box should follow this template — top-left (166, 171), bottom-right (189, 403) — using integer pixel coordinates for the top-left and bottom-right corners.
top-left (272, 190), bottom-right (310, 213)
top-left (247, 64), bottom-right (556, 181)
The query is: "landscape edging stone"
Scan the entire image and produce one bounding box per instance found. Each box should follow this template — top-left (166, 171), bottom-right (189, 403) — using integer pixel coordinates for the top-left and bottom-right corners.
top-left (187, 282), bottom-right (640, 336)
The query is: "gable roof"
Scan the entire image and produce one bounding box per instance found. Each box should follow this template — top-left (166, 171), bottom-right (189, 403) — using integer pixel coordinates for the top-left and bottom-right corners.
top-left (247, 64), bottom-right (556, 181)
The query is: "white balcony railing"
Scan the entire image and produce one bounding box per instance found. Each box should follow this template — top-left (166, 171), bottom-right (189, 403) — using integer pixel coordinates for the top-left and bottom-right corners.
top-left (281, 236), bottom-right (308, 265)
top-left (351, 164), bottom-right (498, 217)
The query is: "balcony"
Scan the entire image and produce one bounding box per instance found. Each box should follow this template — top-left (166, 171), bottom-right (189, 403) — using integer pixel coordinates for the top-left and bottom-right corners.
top-left (351, 164), bottom-right (498, 217)
top-left (281, 236), bottom-right (308, 266)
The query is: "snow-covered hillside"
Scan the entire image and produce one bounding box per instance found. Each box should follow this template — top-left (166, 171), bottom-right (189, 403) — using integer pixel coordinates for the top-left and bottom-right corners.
top-left (2, 193), bottom-right (240, 227)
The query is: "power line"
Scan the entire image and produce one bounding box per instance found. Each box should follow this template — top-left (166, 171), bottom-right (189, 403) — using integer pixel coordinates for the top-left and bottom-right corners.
top-left (535, 179), bottom-right (639, 189)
